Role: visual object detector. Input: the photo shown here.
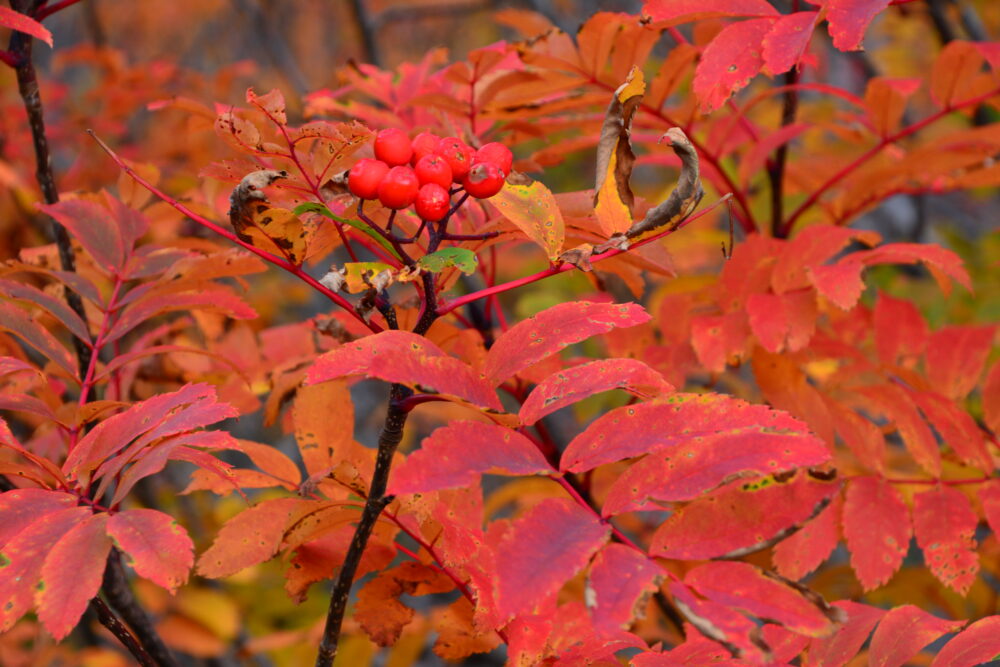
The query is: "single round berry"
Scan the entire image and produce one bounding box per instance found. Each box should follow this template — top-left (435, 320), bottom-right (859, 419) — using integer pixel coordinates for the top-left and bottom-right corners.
top-left (348, 158), bottom-right (390, 200)
top-left (436, 136), bottom-right (473, 182)
top-left (411, 131), bottom-right (441, 164)
top-left (378, 165), bottom-right (419, 209)
top-left (462, 162), bottom-right (505, 198)
top-left (474, 142), bottom-right (513, 176)
top-left (414, 154), bottom-right (453, 189)
top-left (415, 183), bottom-right (450, 222)
top-left (374, 128), bottom-right (413, 166)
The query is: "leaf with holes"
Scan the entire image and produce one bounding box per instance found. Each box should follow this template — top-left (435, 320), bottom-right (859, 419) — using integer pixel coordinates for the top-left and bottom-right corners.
top-left (488, 178), bottom-right (564, 261)
top-left (913, 486), bottom-right (979, 595)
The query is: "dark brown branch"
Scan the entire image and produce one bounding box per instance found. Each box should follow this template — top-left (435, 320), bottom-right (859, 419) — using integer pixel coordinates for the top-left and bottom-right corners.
top-left (770, 68), bottom-right (799, 238)
top-left (315, 272), bottom-right (439, 666)
top-left (347, 0), bottom-right (381, 66)
top-left (89, 597), bottom-right (156, 667)
top-left (8, 0), bottom-right (93, 380)
top-left (103, 549), bottom-right (178, 667)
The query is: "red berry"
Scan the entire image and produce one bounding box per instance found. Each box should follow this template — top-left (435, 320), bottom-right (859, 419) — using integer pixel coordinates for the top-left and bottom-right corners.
top-left (436, 136), bottom-right (473, 182)
top-left (474, 142), bottom-right (513, 176)
top-left (411, 131), bottom-right (441, 164)
top-left (413, 154), bottom-right (453, 189)
top-left (374, 128), bottom-right (413, 166)
top-left (415, 183), bottom-right (450, 222)
top-left (378, 165), bottom-right (419, 209)
top-left (462, 162), bottom-right (505, 199)
top-left (348, 158), bottom-right (390, 200)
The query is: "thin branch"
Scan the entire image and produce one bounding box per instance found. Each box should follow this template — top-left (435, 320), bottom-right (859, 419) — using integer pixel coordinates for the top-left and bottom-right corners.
top-left (89, 597), bottom-right (156, 667)
top-left (86, 130), bottom-right (384, 333)
top-left (102, 550), bottom-right (178, 667)
top-left (8, 0), bottom-right (93, 380)
top-left (35, 0), bottom-right (85, 20)
top-left (770, 67), bottom-right (799, 238)
top-left (347, 0), bottom-right (380, 66)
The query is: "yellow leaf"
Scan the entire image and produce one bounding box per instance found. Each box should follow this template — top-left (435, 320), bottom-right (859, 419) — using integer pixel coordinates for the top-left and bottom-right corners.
top-left (488, 179), bottom-right (565, 261)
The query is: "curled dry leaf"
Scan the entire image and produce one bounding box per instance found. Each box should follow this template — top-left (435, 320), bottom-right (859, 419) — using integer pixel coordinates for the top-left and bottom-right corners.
top-left (229, 169), bottom-right (310, 265)
top-left (560, 70), bottom-right (705, 271)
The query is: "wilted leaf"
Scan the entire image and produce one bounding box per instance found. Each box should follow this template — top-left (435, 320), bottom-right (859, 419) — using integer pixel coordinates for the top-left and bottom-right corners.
top-left (593, 66), bottom-right (645, 236)
top-left (229, 169), bottom-right (309, 265)
top-left (355, 562), bottom-right (453, 646)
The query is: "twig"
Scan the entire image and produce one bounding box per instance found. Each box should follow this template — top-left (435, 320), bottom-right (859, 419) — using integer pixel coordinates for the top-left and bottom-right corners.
top-left (770, 67), bottom-right (799, 238)
top-left (347, 0), bottom-right (381, 66)
top-left (89, 597), bottom-right (156, 667)
top-left (102, 549), bottom-right (178, 667)
top-left (315, 272), bottom-right (439, 666)
top-left (8, 0), bottom-right (93, 380)
top-left (86, 130), bottom-right (384, 333)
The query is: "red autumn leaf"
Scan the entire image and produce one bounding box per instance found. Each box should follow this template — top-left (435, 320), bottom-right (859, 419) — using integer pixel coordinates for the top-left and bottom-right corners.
top-left (912, 486), bottom-right (979, 595)
top-left (518, 358), bottom-right (673, 425)
top-left (601, 417), bottom-right (830, 515)
top-left (197, 497), bottom-right (300, 578)
top-left (772, 491), bottom-right (842, 580)
top-left (0, 278), bottom-right (91, 343)
top-left (746, 289), bottom-right (818, 353)
top-left (587, 543), bottom-right (663, 634)
top-left (0, 506), bottom-right (90, 632)
top-left (642, 0), bottom-right (778, 26)
top-left (931, 616), bottom-right (1000, 667)
top-left (868, 605), bottom-right (964, 667)
top-left (649, 471), bottom-right (839, 560)
top-left (865, 77), bottom-right (922, 137)
top-left (668, 580), bottom-right (763, 660)
top-left (762, 11), bottom-right (819, 75)
top-left (107, 508), bottom-right (194, 592)
top-left (355, 562), bottom-right (454, 646)
top-left (808, 600), bottom-right (887, 667)
top-left (855, 243), bottom-right (971, 294)
top-left (812, 0), bottom-right (892, 51)
top-left (771, 225), bottom-right (881, 294)
top-left (980, 480), bottom-right (1000, 536)
top-left (874, 293), bottom-right (928, 366)
top-left (104, 288), bottom-right (258, 345)
top-left (388, 421), bottom-right (553, 495)
top-left (692, 18), bottom-right (776, 113)
top-left (0, 488), bottom-right (76, 547)
top-left (985, 361), bottom-right (1000, 436)
top-left (493, 498), bottom-right (609, 622)
top-left (483, 301), bottom-right (650, 386)
top-left (65, 383), bottom-right (238, 483)
top-left (37, 513), bottom-right (111, 640)
top-left (854, 383), bottom-right (940, 476)
top-left (39, 199), bottom-right (127, 273)
top-left (0, 300), bottom-right (77, 379)
top-left (809, 261), bottom-right (868, 310)
top-left (0, 5), bottom-right (53, 47)
top-left (925, 325), bottom-right (996, 400)
top-left (842, 476), bottom-right (911, 591)
top-left (684, 561), bottom-right (837, 636)
top-left (909, 390), bottom-right (991, 473)
top-left (561, 393), bottom-right (827, 474)
top-left (306, 330), bottom-right (502, 411)
top-left (690, 311), bottom-right (750, 372)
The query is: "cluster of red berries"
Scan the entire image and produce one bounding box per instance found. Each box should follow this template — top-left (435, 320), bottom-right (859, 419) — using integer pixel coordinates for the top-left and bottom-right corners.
top-left (348, 128), bottom-right (513, 222)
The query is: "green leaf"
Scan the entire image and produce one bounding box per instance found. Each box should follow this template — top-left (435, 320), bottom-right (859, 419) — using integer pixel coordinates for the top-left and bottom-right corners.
top-left (293, 202), bottom-right (402, 262)
top-left (418, 248), bottom-right (478, 275)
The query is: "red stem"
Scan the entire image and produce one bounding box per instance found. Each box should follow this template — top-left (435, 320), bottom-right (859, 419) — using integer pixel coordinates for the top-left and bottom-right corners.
top-left (87, 131), bottom-right (383, 333)
top-left (35, 0), bottom-right (84, 20)
top-left (437, 194), bottom-right (730, 316)
top-left (778, 83), bottom-right (1000, 236)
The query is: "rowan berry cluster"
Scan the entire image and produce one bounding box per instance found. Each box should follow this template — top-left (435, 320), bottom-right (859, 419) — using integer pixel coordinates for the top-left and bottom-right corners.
top-left (348, 128), bottom-right (513, 222)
